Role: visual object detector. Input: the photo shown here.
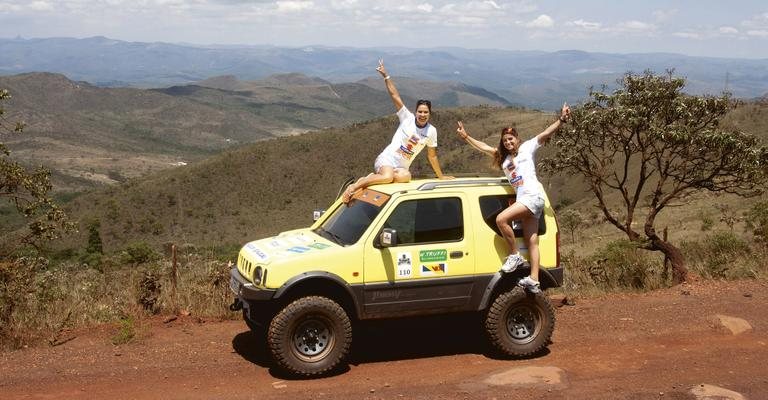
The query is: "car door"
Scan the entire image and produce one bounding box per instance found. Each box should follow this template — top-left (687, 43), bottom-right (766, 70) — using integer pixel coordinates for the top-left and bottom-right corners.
top-left (361, 192), bottom-right (477, 317)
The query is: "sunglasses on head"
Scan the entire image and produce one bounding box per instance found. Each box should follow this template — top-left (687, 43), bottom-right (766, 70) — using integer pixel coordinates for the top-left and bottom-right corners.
top-left (416, 99), bottom-right (432, 107)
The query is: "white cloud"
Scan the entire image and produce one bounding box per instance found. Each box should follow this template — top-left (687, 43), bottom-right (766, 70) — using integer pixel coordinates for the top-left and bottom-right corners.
top-left (483, 0), bottom-right (501, 10)
top-left (747, 29), bottom-right (768, 37)
top-left (719, 26), bottom-right (738, 35)
top-left (615, 20), bottom-right (655, 33)
top-left (0, 3), bottom-right (23, 12)
top-left (741, 12), bottom-right (768, 29)
top-left (330, 0), bottom-right (357, 9)
top-left (276, 1), bottom-right (313, 13)
top-left (673, 31), bottom-right (701, 39)
top-left (525, 14), bottom-right (553, 29)
top-left (396, 2), bottom-right (434, 13)
top-left (569, 19), bottom-right (602, 31)
top-left (29, 1), bottom-right (54, 11)
top-left (416, 3), bottom-right (433, 13)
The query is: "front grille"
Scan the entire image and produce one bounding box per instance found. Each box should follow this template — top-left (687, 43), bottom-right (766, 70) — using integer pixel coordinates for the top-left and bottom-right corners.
top-left (237, 253), bottom-right (264, 286)
top-left (238, 253), bottom-right (253, 280)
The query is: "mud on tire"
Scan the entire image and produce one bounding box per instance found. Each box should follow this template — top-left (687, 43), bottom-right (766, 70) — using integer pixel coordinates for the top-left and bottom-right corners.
top-left (267, 296), bottom-right (352, 376)
top-left (484, 286), bottom-right (555, 357)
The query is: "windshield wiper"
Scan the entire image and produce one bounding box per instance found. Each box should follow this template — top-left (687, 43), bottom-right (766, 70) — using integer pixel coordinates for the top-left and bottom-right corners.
top-left (315, 227), bottom-right (346, 245)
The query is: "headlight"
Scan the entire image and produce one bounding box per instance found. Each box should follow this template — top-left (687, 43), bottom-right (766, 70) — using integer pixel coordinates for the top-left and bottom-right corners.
top-left (253, 266), bottom-right (263, 285)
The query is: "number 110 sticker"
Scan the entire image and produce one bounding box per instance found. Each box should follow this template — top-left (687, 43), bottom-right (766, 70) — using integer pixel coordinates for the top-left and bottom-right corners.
top-left (396, 252), bottom-right (413, 278)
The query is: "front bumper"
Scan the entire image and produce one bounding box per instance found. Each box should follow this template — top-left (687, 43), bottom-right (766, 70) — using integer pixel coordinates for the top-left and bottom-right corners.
top-left (229, 267), bottom-right (276, 301)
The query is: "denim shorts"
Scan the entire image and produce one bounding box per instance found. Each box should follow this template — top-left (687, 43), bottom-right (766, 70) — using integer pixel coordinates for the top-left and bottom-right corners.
top-left (517, 192), bottom-right (545, 218)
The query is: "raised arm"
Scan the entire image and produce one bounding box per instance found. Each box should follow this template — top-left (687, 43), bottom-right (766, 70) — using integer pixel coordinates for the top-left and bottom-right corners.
top-left (535, 102), bottom-right (571, 144)
top-left (456, 121), bottom-right (497, 157)
top-left (376, 59), bottom-right (405, 111)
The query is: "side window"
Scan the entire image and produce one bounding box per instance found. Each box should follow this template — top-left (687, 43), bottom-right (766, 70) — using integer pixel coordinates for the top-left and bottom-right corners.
top-left (479, 195), bottom-right (546, 236)
top-left (384, 197), bottom-right (463, 245)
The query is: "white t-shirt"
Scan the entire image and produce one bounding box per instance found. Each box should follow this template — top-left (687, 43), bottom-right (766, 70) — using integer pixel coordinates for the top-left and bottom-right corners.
top-left (502, 137), bottom-right (542, 198)
top-left (376, 106), bottom-right (438, 169)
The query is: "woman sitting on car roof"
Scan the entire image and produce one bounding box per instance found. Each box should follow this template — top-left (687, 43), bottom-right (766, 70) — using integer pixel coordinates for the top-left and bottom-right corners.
top-left (342, 59), bottom-right (453, 203)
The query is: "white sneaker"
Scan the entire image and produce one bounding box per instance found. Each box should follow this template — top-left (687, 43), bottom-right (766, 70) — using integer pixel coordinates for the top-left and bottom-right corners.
top-left (501, 253), bottom-right (526, 273)
top-left (518, 276), bottom-right (541, 294)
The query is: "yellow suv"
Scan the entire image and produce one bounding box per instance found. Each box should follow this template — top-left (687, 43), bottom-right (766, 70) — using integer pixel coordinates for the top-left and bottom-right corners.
top-left (229, 177), bottom-right (562, 376)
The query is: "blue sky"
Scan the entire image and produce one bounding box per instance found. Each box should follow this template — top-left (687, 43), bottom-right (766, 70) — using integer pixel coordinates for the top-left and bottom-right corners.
top-left (1, 0), bottom-right (767, 58)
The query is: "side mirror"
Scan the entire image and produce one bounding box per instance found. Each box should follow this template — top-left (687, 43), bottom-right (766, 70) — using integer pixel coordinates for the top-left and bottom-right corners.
top-left (313, 210), bottom-right (325, 222)
top-left (379, 228), bottom-right (397, 248)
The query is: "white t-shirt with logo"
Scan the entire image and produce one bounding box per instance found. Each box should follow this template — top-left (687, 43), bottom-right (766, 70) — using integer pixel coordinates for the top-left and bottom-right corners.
top-left (502, 137), bottom-right (542, 198)
top-left (376, 106), bottom-right (438, 169)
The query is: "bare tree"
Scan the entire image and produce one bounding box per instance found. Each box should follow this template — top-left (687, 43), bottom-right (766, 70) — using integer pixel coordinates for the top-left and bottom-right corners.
top-left (544, 71), bottom-right (768, 283)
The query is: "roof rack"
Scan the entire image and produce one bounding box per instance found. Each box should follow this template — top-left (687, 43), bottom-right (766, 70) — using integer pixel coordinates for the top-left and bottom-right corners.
top-left (417, 178), bottom-right (509, 191)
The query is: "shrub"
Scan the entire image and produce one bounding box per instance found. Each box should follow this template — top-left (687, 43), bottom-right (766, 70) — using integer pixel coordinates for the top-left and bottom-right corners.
top-left (122, 241), bottom-right (159, 264)
top-left (111, 316), bottom-right (136, 345)
top-left (137, 267), bottom-right (162, 314)
top-left (682, 232), bottom-right (754, 279)
top-left (557, 240), bottom-right (668, 295)
top-left (588, 240), bottom-right (666, 290)
top-left (745, 200), bottom-right (768, 243)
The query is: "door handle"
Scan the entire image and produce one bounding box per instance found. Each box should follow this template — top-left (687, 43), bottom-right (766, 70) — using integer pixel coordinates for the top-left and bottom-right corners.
top-left (449, 251), bottom-right (464, 259)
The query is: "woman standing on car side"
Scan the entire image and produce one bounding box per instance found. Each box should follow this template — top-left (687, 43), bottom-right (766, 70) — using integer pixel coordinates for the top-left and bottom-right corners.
top-left (342, 59), bottom-right (452, 203)
top-left (456, 103), bottom-right (570, 293)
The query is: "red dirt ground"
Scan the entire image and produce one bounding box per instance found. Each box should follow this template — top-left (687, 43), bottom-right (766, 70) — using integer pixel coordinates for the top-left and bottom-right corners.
top-left (1, 279), bottom-right (766, 400)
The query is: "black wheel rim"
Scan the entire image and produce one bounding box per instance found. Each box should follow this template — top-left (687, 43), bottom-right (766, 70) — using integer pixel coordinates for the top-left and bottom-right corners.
top-left (291, 316), bottom-right (335, 362)
top-left (505, 303), bottom-right (542, 344)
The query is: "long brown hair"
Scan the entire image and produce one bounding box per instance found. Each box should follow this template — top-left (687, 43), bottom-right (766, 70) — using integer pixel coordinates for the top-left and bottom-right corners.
top-left (493, 127), bottom-right (518, 169)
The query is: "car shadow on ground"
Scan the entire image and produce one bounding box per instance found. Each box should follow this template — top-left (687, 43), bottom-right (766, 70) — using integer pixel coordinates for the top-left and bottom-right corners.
top-left (350, 312), bottom-right (490, 363)
top-left (231, 311), bottom-right (548, 378)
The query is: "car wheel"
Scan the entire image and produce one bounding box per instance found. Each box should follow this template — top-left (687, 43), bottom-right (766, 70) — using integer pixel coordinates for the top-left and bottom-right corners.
top-left (267, 296), bottom-right (352, 376)
top-left (484, 286), bottom-right (555, 357)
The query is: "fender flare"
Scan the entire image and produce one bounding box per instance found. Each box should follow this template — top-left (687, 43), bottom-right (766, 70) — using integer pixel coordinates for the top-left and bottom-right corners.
top-left (478, 268), bottom-right (561, 310)
top-left (274, 271), bottom-right (362, 318)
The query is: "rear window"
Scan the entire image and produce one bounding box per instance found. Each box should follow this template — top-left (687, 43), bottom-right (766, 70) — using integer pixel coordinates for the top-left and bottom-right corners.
top-left (478, 195), bottom-right (546, 236)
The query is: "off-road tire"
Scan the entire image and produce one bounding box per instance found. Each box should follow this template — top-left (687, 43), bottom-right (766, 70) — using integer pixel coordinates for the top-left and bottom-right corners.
top-left (267, 296), bottom-right (352, 376)
top-left (484, 286), bottom-right (555, 357)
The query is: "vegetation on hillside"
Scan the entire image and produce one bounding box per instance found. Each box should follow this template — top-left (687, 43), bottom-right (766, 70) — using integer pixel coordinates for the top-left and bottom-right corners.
top-left (3, 79), bottom-right (768, 350)
top-left (544, 71), bottom-right (768, 283)
top-left (55, 105), bottom-right (559, 254)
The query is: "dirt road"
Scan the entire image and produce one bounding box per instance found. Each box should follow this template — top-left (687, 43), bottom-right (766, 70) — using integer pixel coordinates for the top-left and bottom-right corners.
top-left (1, 279), bottom-right (767, 400)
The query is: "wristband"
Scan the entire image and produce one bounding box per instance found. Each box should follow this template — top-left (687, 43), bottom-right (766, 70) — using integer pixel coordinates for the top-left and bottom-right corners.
top-left (384, 75), bottom-right (391, 80)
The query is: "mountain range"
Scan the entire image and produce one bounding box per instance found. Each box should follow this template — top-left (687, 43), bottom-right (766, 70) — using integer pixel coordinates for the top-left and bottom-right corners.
top-left (3, 36), bottom-right (768, 110)
top-left (0, 72), bottom-right (507, 190)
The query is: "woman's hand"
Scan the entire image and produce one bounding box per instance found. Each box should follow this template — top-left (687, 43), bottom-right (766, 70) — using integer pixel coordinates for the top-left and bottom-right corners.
top-left (560, 102), bottom-right (571, 122)
top-left (376, 59), bottom-right (388, 78)
top-left (456, 121), bottom-right (469, 140)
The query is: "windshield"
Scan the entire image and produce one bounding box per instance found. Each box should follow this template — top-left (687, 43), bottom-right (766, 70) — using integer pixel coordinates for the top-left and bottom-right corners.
top-left (314, 189), bottom-right (390, 246)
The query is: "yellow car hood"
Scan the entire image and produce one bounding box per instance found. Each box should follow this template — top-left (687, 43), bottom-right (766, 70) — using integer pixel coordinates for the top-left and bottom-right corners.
top-left (241, 228), bottom-right (336, 266)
